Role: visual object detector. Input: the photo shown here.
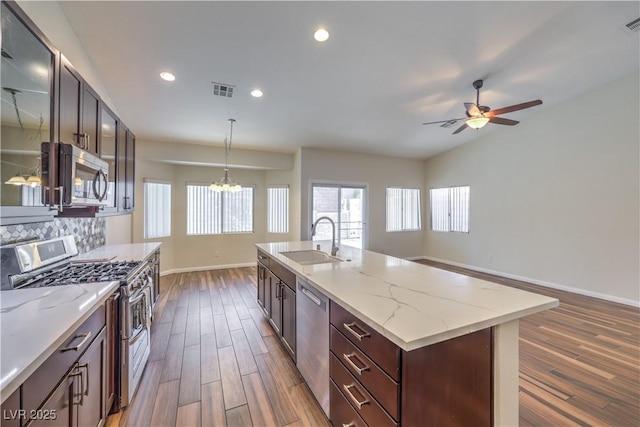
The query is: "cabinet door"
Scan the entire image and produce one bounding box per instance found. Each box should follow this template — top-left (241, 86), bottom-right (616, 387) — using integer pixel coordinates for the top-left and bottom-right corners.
top-left (82, 85), bottom-right (100, 156)
top-left (269, 275), bottom-right (282, 335)
top-left (116, 123), bottom-right (127, 212)
top-left (0, 388), bottom-right (21, 427)
top-left (105, 292), bottom-right (119, 413)
top-left (125, 131), bottom-right (135, 211)
top-left (29, 375), bottom-right (74, 427)
top-left (257, 264), bottom-right (266, 311)
top-left (100, 106), bottom-right (118, 211)
top-left (281, 283), bottom-right (296, 359)
top-left (59, 55), bottom-right (82, 147)
top-left (77, 327), bottom-right (107, 427)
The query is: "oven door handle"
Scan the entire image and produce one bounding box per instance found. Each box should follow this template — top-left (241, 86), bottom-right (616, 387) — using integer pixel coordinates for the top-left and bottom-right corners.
top-left (129, 290), bottom-right (146, 306)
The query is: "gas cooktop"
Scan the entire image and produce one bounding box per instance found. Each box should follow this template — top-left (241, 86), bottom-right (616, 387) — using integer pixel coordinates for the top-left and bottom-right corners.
top-left (18, 261), bottom-right (142, 289)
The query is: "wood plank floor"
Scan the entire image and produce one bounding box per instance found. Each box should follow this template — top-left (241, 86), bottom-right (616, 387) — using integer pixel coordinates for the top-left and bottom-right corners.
top-left (415, 259), bottom-right (640, 427)
top-left (108, 264), bottom-right (640, 427)
top-left (107, 268), bottom-right (329, 427)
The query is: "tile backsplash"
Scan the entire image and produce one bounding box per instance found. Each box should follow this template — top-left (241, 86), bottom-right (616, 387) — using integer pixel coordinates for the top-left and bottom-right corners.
top-left (0, 217), bottom-right (105, 253)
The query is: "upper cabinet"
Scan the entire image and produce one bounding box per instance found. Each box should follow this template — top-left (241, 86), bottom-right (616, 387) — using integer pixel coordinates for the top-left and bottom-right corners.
top-left (0, 1), bottom-right (57, 223)
top-left (59, 54), bottom-right (100, 156)
top-left (0, 0), bottom-right (135, 224)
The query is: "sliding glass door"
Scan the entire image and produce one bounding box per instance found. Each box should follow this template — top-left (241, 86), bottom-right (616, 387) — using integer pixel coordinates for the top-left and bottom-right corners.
top-left (311, 183), bottom-right (366, 249)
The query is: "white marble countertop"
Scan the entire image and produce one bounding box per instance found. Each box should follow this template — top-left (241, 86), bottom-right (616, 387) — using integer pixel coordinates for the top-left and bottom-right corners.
top-left (73, 242), bottom-right (161, 263)
top-left (0, 281), bottom-right (120, 403)
top-left (257, 241), bottom-right (559, 352)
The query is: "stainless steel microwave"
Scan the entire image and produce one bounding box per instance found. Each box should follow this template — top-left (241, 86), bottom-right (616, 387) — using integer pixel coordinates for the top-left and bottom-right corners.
top-left (42, 142), bottom-right (109, 207)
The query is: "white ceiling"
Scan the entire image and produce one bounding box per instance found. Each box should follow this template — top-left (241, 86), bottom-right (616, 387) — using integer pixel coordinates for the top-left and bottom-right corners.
top-left (58, 1), bottom-right (639, 159)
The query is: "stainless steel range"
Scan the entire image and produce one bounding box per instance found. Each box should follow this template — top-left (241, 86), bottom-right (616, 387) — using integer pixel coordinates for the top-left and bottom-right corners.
top-left (0, 235), bottom-right (154, 410)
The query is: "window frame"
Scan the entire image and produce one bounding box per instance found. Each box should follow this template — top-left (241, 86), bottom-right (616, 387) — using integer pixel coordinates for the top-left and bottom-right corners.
top-left (267, 185), bottom-right (289, 234)
top-left (143, 179), bottom-right (172, 239)
top-left (186, 182), bottom-right (255, 236)
top-left (429, 185), bottom-right (470, 233)
top-left (385, 187), bottom-right (422, 233)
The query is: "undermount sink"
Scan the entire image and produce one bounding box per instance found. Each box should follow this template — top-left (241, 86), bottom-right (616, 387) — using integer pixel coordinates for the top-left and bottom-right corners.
top-left (280, 250), bottom-right (342, 265)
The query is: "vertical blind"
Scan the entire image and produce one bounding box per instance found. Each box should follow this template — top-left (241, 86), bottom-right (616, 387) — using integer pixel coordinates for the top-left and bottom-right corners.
top-left (186, 184), bottom-right (253, 235)
top-left (430, 186), bottom-right (469, 233)
top-left (267, 186), bottom-right (289, 233)
top-left (386, 188), bottom-right (422, 232)
top-left (144, 181), bottom-right (172, 239)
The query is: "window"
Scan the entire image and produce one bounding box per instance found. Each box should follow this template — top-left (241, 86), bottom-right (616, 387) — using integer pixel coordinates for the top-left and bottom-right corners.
top-left (144, 181), bottom-right (171, 239)
top-left (430, 186), bottom-right (469, 233)
top-left (267, 186), bottom-right (289, 233)
top-left (186, 184), bottom-right (253, 235)
top-left (386, 188), bottom-right (422, 232)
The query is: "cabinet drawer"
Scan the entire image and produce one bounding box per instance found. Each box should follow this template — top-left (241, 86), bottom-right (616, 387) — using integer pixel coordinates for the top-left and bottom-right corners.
top-left (23, 305), bottom-right (106, 417)
top-left (257, 249), bottom-right (270, 269)
top-left (330, 353), bottom-right (398, 427)
top-left (330, 326), bottom-right (399, 420)
top-left (330, 301), bottom-right (400, 381)
top-left (330, 379), bottom-right (368, 427)
top-left (270, 259), bottom-right (296, 291)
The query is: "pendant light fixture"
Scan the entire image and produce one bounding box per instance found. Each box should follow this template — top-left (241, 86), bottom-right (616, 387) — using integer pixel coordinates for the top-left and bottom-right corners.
top-left (210, 118), bottom-right (242, 193)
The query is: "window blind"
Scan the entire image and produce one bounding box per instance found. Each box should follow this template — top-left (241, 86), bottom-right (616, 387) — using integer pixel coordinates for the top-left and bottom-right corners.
top-left (430, 186), bottom-right (469, 233)
top-left (386, 188), bottom-right (421, 232)
top-left (186, 184), bottom-right (253, 235)
top-left (267, 186), bottom-right (289, 233)
top-left (144, 181), bottom-right (172, 239)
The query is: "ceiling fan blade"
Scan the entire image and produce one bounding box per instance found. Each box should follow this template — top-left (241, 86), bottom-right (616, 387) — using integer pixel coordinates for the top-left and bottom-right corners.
top-left (488, 99), bottom-right (542, 116)
top-left (422, 117), bottom-right (466, 126)
top-left (452, 123), bottom-right (468, 135)
top-left (464, 102), bottom-right (480, 117)
top-left (489, 117), bottom-right (519, 126)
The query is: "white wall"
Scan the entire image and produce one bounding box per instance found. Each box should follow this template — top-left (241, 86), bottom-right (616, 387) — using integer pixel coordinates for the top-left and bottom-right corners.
top-left (423, 73), bottom-right (640, 305)
top-left (300, 148), bottom-right (425, 258)
top-left (130, 138), bottom-right (296, 274)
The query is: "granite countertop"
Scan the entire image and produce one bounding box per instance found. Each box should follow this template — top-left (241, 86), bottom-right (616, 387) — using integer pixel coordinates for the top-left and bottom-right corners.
top-left (0, 281), bottom-right (120, 403)
top-left (256, 241), bottom-right (559, 352)
top-left (73, 242), bottom-right (161, 263)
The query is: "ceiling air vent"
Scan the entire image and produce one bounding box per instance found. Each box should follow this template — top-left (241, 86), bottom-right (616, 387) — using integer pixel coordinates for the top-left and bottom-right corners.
top-left (624, 17), bottom-right (640, 34)
top-left (212, 82), bottom-right (235, 98)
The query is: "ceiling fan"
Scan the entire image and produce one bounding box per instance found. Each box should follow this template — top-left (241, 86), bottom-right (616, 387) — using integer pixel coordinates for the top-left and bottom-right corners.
top-left (422, 79), bottom-right (542, 135)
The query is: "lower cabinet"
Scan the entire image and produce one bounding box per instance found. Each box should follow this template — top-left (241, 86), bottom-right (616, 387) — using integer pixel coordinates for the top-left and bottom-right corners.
top-left (4, 300), bottom-right (110, 427)
top-left (329, 300), bottom-right (493, 427)
top-left (256, 251), bottom-right (296, 361)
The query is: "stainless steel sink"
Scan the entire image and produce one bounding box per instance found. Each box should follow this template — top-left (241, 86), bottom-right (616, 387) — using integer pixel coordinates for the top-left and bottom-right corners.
top-left (280, 250), bottom-right (342, 265)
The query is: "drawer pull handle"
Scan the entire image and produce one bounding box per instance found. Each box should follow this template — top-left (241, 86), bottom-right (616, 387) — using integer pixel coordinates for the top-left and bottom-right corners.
top-left (343, 353), bottom-right (369, 375)
top-left (61, 331), bottom-right (92, 352)
top-left (342, 423), bottom-right (356, 427)
top-left (343, 322), bottom-right (370, 341)
top-left (343, 383), bottom-right (369, 409)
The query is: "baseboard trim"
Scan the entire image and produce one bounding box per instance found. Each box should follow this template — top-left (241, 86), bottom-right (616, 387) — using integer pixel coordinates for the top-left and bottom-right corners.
top-left (160, 262), bottom-right (256, 277)
top-left (419, 256), bottom-right (640, 308)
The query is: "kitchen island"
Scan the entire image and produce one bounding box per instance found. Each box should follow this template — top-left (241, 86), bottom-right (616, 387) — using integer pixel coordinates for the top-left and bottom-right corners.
top-left (257, 241), bottom-right (559, 426)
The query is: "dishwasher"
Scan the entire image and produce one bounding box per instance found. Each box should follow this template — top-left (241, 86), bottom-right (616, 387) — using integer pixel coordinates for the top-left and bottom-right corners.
top-left (296, 277), bottom-right (330, 417)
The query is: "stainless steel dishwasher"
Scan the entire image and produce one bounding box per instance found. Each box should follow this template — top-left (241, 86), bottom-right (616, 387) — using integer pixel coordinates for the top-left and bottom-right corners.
top-left (296, 277), bottom-right (330, 417)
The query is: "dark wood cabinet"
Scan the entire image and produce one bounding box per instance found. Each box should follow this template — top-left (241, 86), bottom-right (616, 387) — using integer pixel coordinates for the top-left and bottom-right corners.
top-left (329, 299), bottom-right (493, 427)
top-left (29, 374), bottom-right (74, 427)
top-left (76, 327), bottom-right (107, 427)
top-left (280, 282), bottom-right (296, 357)
top-left (59, 54), bottom-right (100, 155)
top-left (257, 263), bottom-right (267, 312)
top-left (256, 250), bottom-right (296, 361)
top-left (0, 388), bottom-right (21, 427)
top-left (116, 123), bottom-right (135, 213)
top-left (105, 292), bottom-right (120, 413)
top-left (99, 105), bottom-right (118, 212)
top-left (268, 271), bottom-right (282, 335)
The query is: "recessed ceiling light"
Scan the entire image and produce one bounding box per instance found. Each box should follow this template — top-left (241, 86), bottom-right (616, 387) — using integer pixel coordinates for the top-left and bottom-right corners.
top-left (250, 89), bottom-right (263, 98)
top-left (160, 71), bottom-right (175, 81)
top-left (314, 28), bottom-right (329, 42)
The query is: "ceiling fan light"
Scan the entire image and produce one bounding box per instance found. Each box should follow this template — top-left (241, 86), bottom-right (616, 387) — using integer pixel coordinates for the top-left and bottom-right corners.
top-left (466, 116), bottom-right (490, 129)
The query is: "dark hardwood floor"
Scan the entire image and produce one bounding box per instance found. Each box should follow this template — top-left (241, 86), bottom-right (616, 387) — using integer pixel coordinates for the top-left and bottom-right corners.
top-left (108, 263), bottom-right (639, 426)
